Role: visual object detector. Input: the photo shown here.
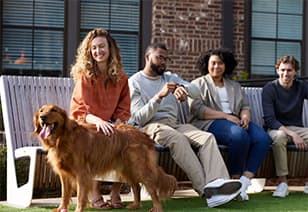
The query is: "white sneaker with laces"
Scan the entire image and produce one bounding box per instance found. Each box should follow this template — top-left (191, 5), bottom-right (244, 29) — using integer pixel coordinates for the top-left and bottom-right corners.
top-left (236, 176), bottom-right (251, 201)
top-left (206, 189), bottom-right (241, 208)
top-left (273, 182), bottom-right (289, 197)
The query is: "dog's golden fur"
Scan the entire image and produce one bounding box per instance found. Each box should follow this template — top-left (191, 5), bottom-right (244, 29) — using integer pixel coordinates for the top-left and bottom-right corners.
top-left (33, 104), bottom-right (177, 212)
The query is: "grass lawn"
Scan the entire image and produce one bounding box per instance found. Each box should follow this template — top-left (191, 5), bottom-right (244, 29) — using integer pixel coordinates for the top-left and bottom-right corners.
top-left (1, 191), bottom-right (308, 212)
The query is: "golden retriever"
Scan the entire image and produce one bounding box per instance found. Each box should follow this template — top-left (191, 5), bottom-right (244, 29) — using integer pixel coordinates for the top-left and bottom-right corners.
top-left (33, 104), bottom-right (177, 212)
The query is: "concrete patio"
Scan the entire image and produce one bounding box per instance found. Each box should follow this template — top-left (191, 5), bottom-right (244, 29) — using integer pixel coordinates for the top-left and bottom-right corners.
top-left (1, 185), bottom-right (306, 208)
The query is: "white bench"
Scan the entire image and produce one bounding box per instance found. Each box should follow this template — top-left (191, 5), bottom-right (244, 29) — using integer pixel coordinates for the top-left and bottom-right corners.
top-left (1, 75), bottom-right (308, 207)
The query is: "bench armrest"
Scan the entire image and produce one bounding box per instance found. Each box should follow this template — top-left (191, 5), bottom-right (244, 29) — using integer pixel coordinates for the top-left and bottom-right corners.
top-left (15, 146), bottom-right (43, 159)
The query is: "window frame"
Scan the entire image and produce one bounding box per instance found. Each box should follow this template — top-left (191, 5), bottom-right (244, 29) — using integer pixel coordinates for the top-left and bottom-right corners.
top-left (246, 0), bottom-right (307, 78)
top-left (1, 0), bottom-right (66, 76)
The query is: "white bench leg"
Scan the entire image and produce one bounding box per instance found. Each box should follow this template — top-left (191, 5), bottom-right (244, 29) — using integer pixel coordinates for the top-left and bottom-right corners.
top-left (6, 147), bottom-right (42, 208)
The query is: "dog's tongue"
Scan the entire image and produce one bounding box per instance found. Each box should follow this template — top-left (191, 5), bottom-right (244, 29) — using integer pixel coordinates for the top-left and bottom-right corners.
top-left (39, 124), bottom-right (51, 139)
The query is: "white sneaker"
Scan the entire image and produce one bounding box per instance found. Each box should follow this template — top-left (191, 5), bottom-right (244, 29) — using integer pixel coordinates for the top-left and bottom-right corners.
top-left (303, 182), bottom-right (308, 194)
top-left (206, 189), bottom-right (241, 208)
top-left (246, 178), bottom-right (266, 193)
top-left (203, 178), bottom-right (242, 198)
top-left (273, 182), bottom-right (289, 197)
top-left (236, 176), bottom-right (251, 201)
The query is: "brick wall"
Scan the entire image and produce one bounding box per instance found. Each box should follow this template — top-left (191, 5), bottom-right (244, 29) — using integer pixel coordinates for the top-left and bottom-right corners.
top-left (232, 0), bottom-right (246, 79)
top-left (151, 0), bottom-right (246, 81)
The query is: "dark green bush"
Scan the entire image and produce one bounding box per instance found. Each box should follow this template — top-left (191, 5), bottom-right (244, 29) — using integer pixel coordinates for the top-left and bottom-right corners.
top-left (0, 146), bottom-right (6, 201)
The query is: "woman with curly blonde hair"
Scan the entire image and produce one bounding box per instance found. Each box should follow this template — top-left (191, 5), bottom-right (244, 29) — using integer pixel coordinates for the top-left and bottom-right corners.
top-left (71, 28), bottom-right (123, 84)
top-left (70, 28), bottom-right (130, 209)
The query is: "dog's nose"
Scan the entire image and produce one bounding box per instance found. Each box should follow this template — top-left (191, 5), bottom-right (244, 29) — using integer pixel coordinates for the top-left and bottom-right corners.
top-left (40, 115), bottom-right (47, 122)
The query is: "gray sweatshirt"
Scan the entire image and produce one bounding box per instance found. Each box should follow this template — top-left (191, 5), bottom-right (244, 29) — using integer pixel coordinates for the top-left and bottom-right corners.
top-left (128, 71), bottom-right (200, 127)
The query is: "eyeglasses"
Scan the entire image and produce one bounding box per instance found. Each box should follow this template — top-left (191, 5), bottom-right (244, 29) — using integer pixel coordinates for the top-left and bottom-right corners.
top-left (154, 55), bottom-right (171, 63)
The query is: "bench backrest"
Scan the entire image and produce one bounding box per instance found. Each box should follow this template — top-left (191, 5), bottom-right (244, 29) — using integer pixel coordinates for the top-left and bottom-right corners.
top-left (242, 87), bottom-right (264, 127)
top-left (0, 76), bottom-right (74, 151)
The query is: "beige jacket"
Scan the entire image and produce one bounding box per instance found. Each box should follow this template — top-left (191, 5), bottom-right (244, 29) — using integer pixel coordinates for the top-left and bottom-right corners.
top-left (188, 74), bottom-right (250, 130)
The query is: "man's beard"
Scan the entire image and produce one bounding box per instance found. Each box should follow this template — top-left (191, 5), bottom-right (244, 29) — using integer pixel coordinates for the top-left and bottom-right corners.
top-left (150, 60), bottom-right (165, 76)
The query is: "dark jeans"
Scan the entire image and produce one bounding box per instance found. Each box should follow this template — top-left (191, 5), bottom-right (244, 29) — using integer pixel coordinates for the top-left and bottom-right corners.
top-left (208, 119), bottom-right (271, 176)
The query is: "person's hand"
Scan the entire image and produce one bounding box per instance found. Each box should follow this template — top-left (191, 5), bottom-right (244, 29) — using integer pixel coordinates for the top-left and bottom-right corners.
top-left (291, 133), bottom-right (307, 150)
top-left (157, 82), bottom-right (177, 99)
top-left (94, 119), bottom-right (114, 136)
top-left (86, 114), bottom-right (114, 136)
top-left (225, 114), bottom-right (241, 126)
top-left (173, 85), bottom-right (188, 102)
top-left (240, 116), bottom-right (250, 130)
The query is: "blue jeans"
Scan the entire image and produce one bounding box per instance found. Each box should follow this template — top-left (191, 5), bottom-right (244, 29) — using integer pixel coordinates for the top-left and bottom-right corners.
top-left (208, 119), bottom-right (271, 176)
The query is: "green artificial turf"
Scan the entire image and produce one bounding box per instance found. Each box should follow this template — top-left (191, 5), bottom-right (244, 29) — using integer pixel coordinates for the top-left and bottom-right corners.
top-left (1, 191), bottom-right (308, 212)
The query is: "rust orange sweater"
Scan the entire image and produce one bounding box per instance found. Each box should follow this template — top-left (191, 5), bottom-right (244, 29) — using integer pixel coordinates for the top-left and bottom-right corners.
top-left (70, 71), bottom-right (131, 122)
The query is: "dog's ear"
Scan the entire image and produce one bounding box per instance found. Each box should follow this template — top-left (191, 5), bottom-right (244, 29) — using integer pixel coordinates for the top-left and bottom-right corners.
top-left (33, 109), bottom-right (41, 135)
top-left (65, 118), bottom-right (78, 131)
top-left (58, 107), bottom-right (77, 131)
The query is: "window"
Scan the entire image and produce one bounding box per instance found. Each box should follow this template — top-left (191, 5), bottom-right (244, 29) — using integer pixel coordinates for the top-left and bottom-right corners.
top-left (1, 0), bottom-right (142, 77)
top-left (1, 0), bottom-right (65, 76)
top-left (80, 0), bottom-right (140, 77)
top-left (250, 0), bottom-right (303, 76)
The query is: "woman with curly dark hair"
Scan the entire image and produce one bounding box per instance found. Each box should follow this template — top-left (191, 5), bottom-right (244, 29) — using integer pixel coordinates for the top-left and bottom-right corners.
top-left (188, 48), bottom-right (271, 201)
top-left (70, 28), bottom-right (130, 209)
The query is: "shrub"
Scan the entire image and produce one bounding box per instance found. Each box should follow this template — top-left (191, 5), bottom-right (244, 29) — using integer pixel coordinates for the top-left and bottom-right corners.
top-left (0, 146), bottom-right (6, 201)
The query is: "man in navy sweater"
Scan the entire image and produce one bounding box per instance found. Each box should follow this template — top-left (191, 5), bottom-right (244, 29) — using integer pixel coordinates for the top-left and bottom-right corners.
top-left (262, 55), bottom-right (308, 198)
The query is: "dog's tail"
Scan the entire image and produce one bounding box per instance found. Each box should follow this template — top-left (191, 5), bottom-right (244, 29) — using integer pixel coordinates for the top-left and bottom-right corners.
top-left (156, 166), bottom-right (177, 199)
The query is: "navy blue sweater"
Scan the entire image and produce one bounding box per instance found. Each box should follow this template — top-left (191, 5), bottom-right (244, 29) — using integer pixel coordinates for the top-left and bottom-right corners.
top-left (262, 79), bottom-right (308, 129)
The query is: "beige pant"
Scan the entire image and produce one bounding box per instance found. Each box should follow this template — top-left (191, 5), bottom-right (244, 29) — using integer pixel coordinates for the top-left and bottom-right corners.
top-left (268, 126), bottom-right (308, 176)
top-left (144, 118), bottom-right (229, 196)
